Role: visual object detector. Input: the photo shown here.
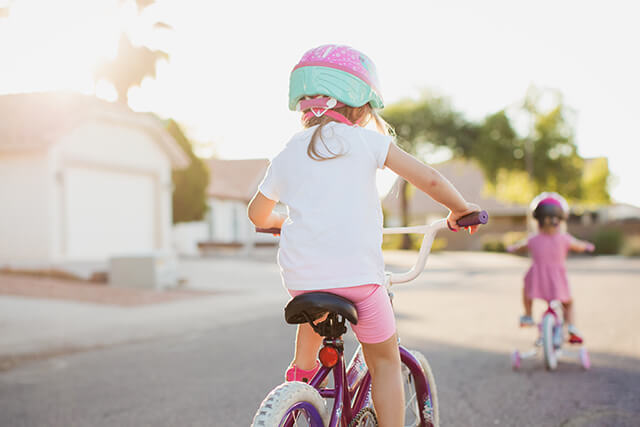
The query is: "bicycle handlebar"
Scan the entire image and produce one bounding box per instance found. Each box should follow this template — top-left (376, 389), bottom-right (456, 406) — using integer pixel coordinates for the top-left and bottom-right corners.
top-left (255, 227), bottom-right (282, 235)
top-left (383, 210), bottom-right (488, 285)
top-left (256, 210), bottom-right (489, 286)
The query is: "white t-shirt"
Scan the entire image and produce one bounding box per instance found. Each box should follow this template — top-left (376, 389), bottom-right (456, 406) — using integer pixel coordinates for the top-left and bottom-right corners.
top-left (259, 122), bottom-right (392, 291)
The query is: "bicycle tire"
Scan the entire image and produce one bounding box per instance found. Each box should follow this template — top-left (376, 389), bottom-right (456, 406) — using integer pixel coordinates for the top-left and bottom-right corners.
top-left (403, 350), bottom-right (439, 427)
top-left (251, 382), bottom-right (327, 427)
top-left (580, 347), bottom-right (591, 370)
top-left (542, 313), bottom-right (558, 370)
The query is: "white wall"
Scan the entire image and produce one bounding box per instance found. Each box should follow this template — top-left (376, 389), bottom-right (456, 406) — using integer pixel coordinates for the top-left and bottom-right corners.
top-left (51, 121), bottom-right (174, 261)
top-left (0, 152), bottom-right (52, 266)
top-left (207, 198), bottom-right (279, 245)
top-left (207, 198), bottom-right (245, 242)
top-left (172, 221), bottom-right (209, 256)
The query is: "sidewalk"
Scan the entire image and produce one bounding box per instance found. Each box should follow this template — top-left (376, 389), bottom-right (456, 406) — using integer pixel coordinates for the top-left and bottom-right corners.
top-left (0, 255), bottom-right (288, 370)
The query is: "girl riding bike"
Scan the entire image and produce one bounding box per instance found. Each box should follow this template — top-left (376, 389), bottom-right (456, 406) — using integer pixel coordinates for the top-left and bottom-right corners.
top-left (508, 192), bottom-right (595, 343)
top-left (248, 44), bottom-right (480, 426)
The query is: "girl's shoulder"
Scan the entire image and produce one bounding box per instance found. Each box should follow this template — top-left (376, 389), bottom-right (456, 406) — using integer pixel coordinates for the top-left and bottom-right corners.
top-left (528, 232), bottom-right (542, 242)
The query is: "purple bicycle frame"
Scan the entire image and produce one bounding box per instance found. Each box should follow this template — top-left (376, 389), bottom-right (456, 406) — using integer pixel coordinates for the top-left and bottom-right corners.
top-left (284, 345), bottom-right (432, 427)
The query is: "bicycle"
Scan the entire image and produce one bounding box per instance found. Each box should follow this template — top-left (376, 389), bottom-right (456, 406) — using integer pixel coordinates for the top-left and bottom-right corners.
top-left (511, 300), bottom-right (590, 371)
top-left (251, 211), bottom-right (488, 427)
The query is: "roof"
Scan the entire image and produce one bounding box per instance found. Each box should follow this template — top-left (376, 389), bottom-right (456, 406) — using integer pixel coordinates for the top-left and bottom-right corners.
top-left (382, 159), bottom-right (528, 217)
top-left (206, 158), bottom-right (269, 202)
top-left (0, 92), bottom-right (189, 168)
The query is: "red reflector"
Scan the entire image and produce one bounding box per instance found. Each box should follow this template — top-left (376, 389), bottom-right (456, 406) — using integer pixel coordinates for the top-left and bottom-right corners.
top-left (319, 346), bottom-right (339, 368)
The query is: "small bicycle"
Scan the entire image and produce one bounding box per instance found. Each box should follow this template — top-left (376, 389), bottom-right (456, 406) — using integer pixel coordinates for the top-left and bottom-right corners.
top-left (511, 300), bottom-right (590, 371)
top-left (251, 211), bottom-right (488, 427)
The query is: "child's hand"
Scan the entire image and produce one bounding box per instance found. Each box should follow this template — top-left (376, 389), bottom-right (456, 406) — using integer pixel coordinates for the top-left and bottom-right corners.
top-left (506, 245), bottom-right (517, 253)
top-left (447, 203), bottom-right (481, 235)
top-left (585, 242), bottom-right (595, 253)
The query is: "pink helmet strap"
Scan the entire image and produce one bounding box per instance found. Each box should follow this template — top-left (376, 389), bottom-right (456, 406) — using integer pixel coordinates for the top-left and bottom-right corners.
top-left (299, 96), bottom-right (358, 126)
top-left (303, 109), bottom-right (354, 126)
top-left (297, 97), bottom-right (345, 112)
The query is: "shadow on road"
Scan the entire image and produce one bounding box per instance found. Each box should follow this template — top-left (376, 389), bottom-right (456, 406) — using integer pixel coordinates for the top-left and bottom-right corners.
top-left (400, 335), bottom-right (640, 427)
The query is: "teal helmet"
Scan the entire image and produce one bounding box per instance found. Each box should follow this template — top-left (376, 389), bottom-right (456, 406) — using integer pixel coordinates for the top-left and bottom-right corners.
top-left (288, 44), bottom-right (384, 111)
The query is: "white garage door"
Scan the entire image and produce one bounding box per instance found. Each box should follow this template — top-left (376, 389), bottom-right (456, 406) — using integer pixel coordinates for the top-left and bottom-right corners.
top-left (64, 168), bottom-right (155, 260)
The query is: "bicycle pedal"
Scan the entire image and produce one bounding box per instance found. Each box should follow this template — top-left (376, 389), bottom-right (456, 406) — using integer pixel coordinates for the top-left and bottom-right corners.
top-left (568, 335), bottom-right (583, 344)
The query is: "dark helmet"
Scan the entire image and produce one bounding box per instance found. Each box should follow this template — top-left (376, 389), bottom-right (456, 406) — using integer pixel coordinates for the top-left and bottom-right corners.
top-left (530, 192), bottom-right (569, 225)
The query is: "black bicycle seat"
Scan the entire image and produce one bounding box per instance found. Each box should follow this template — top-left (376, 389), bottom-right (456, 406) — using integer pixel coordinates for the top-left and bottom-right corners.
top-left (284, 292), bottom-right (358, 325)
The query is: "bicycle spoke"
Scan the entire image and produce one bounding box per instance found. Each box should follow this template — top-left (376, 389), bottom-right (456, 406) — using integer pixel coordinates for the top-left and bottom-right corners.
top-left (403, 373), bottom-right (421, 425)
top-left (405, 389), bottom-right (417, 410)
top-left (289, 411), bottom-right (310, 427)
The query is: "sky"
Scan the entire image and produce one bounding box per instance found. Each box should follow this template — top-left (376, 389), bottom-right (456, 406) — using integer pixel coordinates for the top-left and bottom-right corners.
top-left (1, 0), bottom-right (639, 206)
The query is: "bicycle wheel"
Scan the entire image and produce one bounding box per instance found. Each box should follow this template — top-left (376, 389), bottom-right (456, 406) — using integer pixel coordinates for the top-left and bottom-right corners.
top-left (402, 350), bottom-right (439, 427)
top-left (251, 382), bottom-right (327, 427)
top-left (511, 350), bottom-right (521, 370)
top-left (580, 348), bottom-right (591, 370)
top-left (542, 313), bottom-right (558, 371)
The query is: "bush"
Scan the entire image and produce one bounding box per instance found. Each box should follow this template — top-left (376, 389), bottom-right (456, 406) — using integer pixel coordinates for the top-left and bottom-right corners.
top-left (591, 229), bottom-right (624, 255)
top-left (622, 236), bottom-right (640, 257)
top-left (483, 240), bottom-right (506, 252)
top-left (382, 234), bottom-right (447, 252)
top-left (503, 231), bottom-right (528, 247)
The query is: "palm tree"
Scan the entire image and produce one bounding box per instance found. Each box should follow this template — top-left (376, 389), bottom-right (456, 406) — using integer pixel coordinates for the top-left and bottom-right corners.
top-left (94, 34), bottom-right (168, 105)
top-left (94, 0), bottom-right (170, 106)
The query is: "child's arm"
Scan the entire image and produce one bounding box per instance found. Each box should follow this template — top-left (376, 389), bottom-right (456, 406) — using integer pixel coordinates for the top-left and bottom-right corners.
top-left (507, 239), bottom-right (529, 254)
top-left (248, 192), bottom-right (286, 229)
top-left (384, 144), bottom-right (479, 233)
top-left (569, 236), bottom-right (595, 253)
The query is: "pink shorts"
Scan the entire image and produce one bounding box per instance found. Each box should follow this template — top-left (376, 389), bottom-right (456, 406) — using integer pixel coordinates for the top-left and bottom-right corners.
top-left (288, 284), bottom-right (396, 344)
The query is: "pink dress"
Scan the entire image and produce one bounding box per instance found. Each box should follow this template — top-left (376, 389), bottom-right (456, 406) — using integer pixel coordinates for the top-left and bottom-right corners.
top-left (524, 232), bottom-right (573, 302)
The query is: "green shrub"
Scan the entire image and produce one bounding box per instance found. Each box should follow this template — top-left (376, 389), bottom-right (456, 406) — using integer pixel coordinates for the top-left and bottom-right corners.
top-left (382, 234), bottom-right (447, 252)
top-left (483, 240), bottom-right (506, 252)
top-left (503, 231), bottom-right (528, 247)
top-left (592, 229), bottom-right (624, 255)
top-left (622, 236), bottom-right (640, 257)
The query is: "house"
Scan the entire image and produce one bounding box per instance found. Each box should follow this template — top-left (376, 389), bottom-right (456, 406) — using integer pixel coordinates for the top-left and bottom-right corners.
top-left (172, 158), bottom-right (277, 255)
top-left (204, 158), bottom-right (270, 245)
top-left (382, 159), bottom-right (528, 250)
top-left (596, 203), bottom-right (640, 223)
top-left (0, 92), bottom-right (189, 272)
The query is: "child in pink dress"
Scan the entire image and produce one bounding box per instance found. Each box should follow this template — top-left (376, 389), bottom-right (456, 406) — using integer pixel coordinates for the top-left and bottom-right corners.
top-left (508, 193), bottom-right (594, 343)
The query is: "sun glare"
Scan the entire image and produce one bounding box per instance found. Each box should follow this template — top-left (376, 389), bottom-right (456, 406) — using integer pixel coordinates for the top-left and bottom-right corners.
top-left (0, 0), bottom-right (121, 94)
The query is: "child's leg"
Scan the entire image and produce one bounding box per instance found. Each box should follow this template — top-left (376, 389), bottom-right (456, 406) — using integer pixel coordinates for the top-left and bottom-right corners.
top-left (562, 300), bottom-right (574, 326)
top-left (362, 334), bottom-right (404, 427)
top-left (523, 287), bottom-right (533, 317)
top-left (290, 322), bottom-right (324, 371)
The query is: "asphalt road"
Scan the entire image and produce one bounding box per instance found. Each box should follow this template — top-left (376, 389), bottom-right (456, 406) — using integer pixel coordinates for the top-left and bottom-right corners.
top-left (1, 253), bottom-right (639, 426)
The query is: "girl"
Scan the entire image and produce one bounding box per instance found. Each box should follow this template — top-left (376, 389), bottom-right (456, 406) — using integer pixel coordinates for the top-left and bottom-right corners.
top-left (248, 44), bottom-right (480, 427)
top-left (508, 192), bottom-right (595, 344)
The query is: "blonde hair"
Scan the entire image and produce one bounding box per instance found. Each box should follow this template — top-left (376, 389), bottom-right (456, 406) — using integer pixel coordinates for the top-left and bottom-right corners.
top-left (302, 103), bottom-right (394, 161)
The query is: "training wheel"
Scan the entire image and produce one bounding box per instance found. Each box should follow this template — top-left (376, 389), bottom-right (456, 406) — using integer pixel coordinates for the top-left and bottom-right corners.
top-left (511, 350), bottom-right (521, 370)
top-left (580, 348), bottom-right (591, 370)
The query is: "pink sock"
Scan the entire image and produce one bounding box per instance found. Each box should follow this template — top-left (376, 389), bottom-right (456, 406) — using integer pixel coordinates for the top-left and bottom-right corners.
top-left (285, 361), bottom-right (320, 383)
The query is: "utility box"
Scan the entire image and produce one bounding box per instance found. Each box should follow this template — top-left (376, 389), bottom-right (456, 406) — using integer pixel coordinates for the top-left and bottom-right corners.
top-left (109, 253), bottom-right (178, 290)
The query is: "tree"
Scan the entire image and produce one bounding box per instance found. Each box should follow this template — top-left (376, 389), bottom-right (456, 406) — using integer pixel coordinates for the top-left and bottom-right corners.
top-left (93, 0), bottom-right (170, 106)
top-left (381, 88), bottom-right (611, 244)
top-left (95, 35), bottom-right (168, 105)
top-left (382, 95), bottom-right (477, 247)
top-left (166, 119), bottom-right (210, 224)
top-left (581, 157), bottom-right (612, 206)
top-left (471, 111), bottom-right (520, 182)
top-left (488, 87), bottom-right (589, 201)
